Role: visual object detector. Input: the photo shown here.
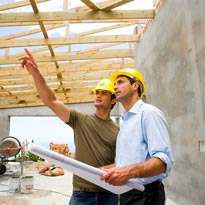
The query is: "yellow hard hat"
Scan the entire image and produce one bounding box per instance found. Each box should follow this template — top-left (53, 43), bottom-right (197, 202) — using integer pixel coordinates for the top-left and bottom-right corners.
top-left (110, 68), bottom-right (146, 95)
top-left (92, 78), bottom-right (115, 94)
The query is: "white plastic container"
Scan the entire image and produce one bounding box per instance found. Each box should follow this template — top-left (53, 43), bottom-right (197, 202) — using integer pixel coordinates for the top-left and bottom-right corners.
top-left (20, 176), bottom-right (34, 194)
top-left (9, 176), bottom-right (20, 193)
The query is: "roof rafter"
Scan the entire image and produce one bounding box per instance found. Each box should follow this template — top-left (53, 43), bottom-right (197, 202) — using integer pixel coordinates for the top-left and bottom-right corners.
top-left (0, 49), bottom-right (134, 64)
top-left (0, 0), bottom-right (163, 109)
top-left (0, 10), bottom-right (155, 23)
top-left (0, 0), bottom-right (48, 11)
top-left (0, 35), bottom-right (140, 48)
top-left (80, 0), bottom-right (101, 10)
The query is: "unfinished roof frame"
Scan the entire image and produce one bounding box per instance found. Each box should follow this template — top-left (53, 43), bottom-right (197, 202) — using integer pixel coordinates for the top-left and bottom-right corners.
top-left (0, 0), bottom-right (163, 109)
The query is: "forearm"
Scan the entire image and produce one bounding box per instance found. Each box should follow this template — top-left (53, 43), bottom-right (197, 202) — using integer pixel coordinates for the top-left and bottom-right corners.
top-left (100, 158), bottom-right (166, 186)
top-left (32, 70), bottom-right (57, 107)
top-left (127, 157), bottom-right (166, 179)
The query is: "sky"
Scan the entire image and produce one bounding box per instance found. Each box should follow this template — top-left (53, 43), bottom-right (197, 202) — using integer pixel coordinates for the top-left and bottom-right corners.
top-left (9, 116), bottom-right (76, 152)
top-left (4, 0), bottom-right (152, 154)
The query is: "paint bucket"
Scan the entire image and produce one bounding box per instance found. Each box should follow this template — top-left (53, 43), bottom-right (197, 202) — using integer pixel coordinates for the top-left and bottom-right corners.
top-left (9, 176), bottom-right (20, 193)
top-left (20, 176), bottom-right (34, 194)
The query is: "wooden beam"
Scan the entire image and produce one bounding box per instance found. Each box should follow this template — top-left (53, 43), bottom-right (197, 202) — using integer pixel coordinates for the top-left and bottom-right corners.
top-left (0, 95), bottom-right (94, 109)
top-left (0, 35), bottom-right (140, 48)
top-left (0, 24), bottom-right (65, 40)
top-left (0, 59), bottom-right (134, 76)
top-left (76, 0), bottom-right (127, 12)
top-left (0, 0), bottom-right (48, 11)
top-left (76, 22), bottom-right (136, 36)
top-left (0, 10), bottom-right (155, 23)
top-left (80, 0), bottom-right (100, 10)
top-left (0, 49), bottom-right (134, 64)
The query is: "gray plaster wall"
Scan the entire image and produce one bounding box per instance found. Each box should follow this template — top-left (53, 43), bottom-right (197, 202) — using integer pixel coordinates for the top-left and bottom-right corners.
top-left (134, 0), bottom-right (205, 204)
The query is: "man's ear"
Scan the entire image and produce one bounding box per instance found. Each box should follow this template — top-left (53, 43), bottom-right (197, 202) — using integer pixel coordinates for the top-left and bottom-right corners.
top-left (133, 81), bottom-right (140, 91)
top-left (111, 97), bottom-right (117, 105)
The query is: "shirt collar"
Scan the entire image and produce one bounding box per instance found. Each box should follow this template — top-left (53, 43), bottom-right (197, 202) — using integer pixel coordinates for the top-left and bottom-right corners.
top-left (122, 99), bottom-right (144, 119)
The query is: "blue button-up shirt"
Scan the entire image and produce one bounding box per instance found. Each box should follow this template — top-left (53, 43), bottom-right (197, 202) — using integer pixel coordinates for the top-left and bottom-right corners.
top-left (116, 99), bottom-right (174, 185)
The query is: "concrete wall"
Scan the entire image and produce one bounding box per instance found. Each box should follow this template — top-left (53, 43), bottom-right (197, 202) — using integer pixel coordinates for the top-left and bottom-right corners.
top-left (134, 0), bottom-right (205, 204)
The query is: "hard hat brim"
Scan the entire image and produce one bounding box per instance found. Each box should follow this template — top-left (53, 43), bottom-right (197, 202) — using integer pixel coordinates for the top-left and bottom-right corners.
top-left (110, 70), bottom-right (136, 83)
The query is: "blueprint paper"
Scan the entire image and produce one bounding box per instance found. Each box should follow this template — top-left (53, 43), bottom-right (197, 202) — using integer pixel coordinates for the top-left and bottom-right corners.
top-left (29, 143), bottom-right (144, 194)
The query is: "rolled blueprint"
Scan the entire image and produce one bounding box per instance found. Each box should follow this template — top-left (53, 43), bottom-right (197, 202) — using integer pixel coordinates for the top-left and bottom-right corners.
top-left (29, 143), bottom-right (145, 194)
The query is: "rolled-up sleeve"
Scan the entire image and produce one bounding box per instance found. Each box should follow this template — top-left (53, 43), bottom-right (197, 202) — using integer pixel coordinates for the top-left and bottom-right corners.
top-left (143, 109), bottom-right (174, 175)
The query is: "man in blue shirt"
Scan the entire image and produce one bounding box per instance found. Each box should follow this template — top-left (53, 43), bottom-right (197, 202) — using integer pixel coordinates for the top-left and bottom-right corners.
top-left (101, 68), bottom-right (174, 205)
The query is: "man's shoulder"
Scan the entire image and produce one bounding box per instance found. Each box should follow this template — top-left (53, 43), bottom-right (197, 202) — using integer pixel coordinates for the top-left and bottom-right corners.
top-left (70, 109), bottom-right (92, 118)
top-left (140, 102), bottom-right (162, 116)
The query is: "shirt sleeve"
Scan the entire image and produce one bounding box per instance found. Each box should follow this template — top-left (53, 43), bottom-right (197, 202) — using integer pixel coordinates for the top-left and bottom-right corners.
top-left (142, 108), bottom-right (174, 175)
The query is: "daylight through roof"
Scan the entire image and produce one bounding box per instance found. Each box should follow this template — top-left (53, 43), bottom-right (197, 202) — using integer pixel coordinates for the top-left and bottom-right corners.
top-left (0, 0), bottom-right (163, 109)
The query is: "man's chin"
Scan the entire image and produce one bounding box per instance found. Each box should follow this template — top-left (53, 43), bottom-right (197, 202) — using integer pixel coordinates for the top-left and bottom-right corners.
top-left (115, 94), bottom-right (121, 99)
top-left (94, 102), bottom-right (101, 107)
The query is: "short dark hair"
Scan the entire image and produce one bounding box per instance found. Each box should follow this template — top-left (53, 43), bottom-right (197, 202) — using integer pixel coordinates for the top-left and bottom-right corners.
top-left (111, 94), bottom-right (116, 110)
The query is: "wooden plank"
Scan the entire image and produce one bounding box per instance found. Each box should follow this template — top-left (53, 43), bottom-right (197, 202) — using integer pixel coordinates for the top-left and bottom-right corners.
top-left (0, 19), bottom-right (141, 27)
top-left (76, 22), bottom-right (136, 36)
top-left (0, 0), bottom-right (48, 11)
top-left (0, 70), bottom-right (115, 87)
top-left (0, 59), bottom-right (134, 76)
top-left (0, 35), bottom-right (140, 48)
top-left (0, 24), bottom-right (65, 40)
top-left (80, 0), bottom-right (101, 10)
top-left (0, 10), bottom-right (155, 23)
top-left (0, 49), bottom-right (134, 64)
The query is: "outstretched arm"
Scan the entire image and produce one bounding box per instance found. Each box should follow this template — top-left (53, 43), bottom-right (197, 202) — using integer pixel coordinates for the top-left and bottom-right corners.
top-left (19, 48), bottom-right (70, 123)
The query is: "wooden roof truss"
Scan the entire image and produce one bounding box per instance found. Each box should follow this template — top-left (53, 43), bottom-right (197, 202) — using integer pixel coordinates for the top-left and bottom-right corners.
top-left (0, 0), bottom-right (163, 109)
